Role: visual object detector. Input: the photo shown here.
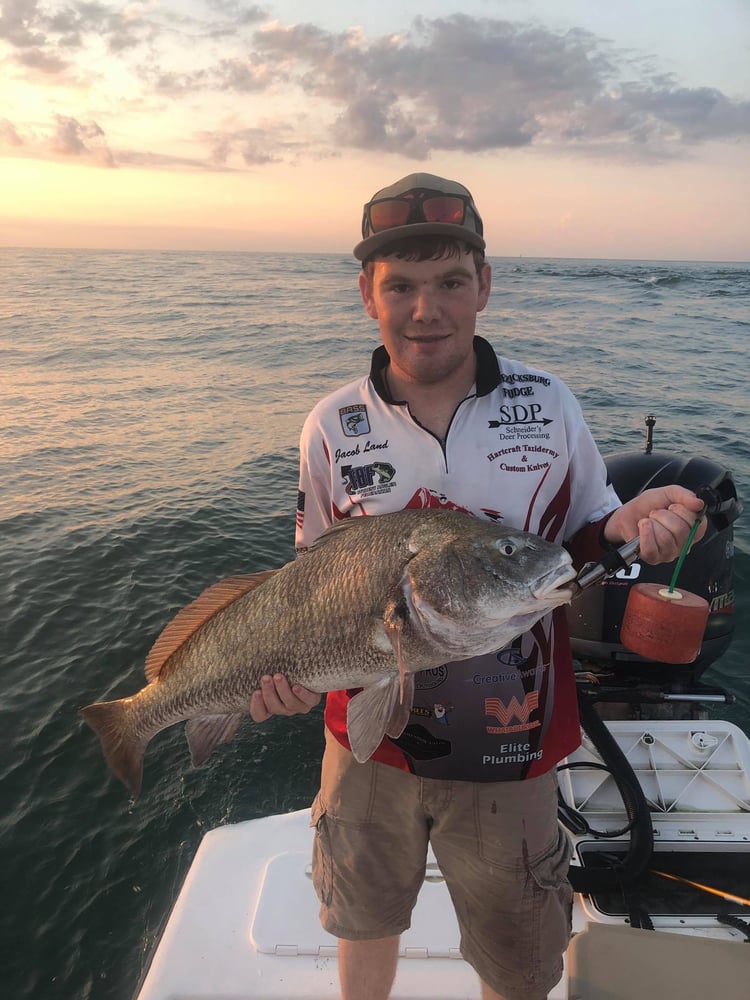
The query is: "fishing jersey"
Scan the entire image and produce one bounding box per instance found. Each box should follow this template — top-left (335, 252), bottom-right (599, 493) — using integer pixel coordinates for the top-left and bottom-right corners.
top-left (296, 336), bottom-right (621, 781)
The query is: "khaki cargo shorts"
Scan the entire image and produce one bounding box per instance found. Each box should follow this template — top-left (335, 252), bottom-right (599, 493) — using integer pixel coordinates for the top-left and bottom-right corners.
top-left (310, 728), bottom-right (572, 1000)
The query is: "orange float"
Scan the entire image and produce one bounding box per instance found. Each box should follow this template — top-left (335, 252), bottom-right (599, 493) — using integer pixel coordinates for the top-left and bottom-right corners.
top-left (620, 582), bottom-right (710, 664)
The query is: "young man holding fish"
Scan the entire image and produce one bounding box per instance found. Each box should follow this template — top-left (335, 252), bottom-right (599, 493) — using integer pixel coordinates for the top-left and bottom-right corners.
top-left (250, 173), bottom-right (705, 1000)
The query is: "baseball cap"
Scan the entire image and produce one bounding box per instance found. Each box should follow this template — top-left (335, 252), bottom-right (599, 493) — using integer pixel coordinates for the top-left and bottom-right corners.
top-left (353, 172), bottom-right (486, 261)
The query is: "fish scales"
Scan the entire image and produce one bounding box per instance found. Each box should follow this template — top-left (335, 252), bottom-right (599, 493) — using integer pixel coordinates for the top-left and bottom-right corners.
top-left (80, 509), bottom-right (577, 797)
top-left (152, 533), bottom-right (407, 697)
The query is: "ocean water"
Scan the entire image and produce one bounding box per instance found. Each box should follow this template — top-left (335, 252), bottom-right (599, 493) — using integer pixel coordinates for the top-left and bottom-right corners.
top-left (1, 249), bottom-right (748, 999)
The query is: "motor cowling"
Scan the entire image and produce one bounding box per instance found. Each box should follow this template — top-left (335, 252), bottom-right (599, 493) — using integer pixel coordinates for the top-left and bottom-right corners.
top-left (567, 450), bottom-right (742, 680)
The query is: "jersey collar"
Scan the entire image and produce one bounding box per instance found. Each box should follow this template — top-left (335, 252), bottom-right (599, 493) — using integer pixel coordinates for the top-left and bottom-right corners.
top-left (370, 336), bottom-right (501, 402)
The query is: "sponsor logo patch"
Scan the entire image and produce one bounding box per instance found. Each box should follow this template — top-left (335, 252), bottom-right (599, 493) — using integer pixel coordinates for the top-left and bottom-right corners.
top-left (415, 666), bottom-right (448, 690)
top-left (482, 747), bottom-right (543, 766)
top-left (339, 404), bottom-right (370, 437)
top-left (484, 691), bottom-right (541, 734)
top-left (342, 461), bottom-right (396, 496)
top-left (488, 404), bottom-right (555, 443)
top-left (499, 372), bottom-right (551, 387)
top-left (496, 647), bottom-right (528, 669)
top-left (489, 403), bottom-right (552, 428)
top-left (502, 386), bottom-right (535, 398)
top-left (487, 444), bottom-right (559, 467)
top-left (410, 702), bottom-right (454, 725)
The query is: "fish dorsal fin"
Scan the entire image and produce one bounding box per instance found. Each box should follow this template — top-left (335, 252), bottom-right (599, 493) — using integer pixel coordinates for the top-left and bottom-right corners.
top-left (144, 571), bottom-right (277, 683)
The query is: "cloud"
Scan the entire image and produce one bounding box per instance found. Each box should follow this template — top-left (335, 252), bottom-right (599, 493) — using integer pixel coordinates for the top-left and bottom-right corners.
top-left (2, 8), bottom-right (748, 171)
top-left (52, 114), bottom-right (116, 165)
top-left (620, 83), bottom-right (750, 143)
top-left (239, 14), bottom-right (750, 160)
top-left (203, 1), bottom-right (268, 29)
top-left (115, 149), bottom-right (228, 170)
top-left (197, 121), bottom-right (335, 167)
top-left (0, 114), bottom-right (117, 166)
top-left (0, 0), bottom-right (149, 85)
top-left (0, 0), bottom-right (268, 65)
top-left (155, 57), bottom-right (276, 96)
top-left (0, 118), bottom-right (23, 146)
top-left (0, 0), bottom-right (46, 48)
top-left (200, 126), bottom-right (284, 166)
top-left (15, 44), bottom-right (70, 73)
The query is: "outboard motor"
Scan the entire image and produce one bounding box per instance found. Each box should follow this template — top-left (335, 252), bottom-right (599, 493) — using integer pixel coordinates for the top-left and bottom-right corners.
top-left (567, 415), bottom-right (742, 700)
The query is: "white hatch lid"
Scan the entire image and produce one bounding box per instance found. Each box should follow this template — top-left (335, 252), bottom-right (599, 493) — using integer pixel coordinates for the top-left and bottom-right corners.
top-left (251, 851), bottom-right (462, 958)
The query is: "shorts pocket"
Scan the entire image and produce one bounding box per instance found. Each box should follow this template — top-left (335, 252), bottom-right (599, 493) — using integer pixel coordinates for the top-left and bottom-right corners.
top-left (528, 826), bottom-right (572, 890)
top-left (318, 731), bottom-right (379, 827)
top-left (310, 794), bottom-right (333, 907)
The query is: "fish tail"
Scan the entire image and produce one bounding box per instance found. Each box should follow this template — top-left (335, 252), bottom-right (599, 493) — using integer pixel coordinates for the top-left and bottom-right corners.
top-left (80, 699), bottom-right (147, 799)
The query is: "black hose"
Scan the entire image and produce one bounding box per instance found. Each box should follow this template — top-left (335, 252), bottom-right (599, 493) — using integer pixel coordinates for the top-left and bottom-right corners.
top-left (562, 693), bottom-right (654, 894)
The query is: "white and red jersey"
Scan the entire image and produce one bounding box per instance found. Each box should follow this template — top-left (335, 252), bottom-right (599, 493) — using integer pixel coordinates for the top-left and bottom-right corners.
top-left (296, 337), bottom-right (620, 781)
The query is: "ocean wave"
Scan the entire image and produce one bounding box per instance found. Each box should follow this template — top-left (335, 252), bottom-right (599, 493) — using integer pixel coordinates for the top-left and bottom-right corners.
top-left (642, 273), bottom-right (684, 287)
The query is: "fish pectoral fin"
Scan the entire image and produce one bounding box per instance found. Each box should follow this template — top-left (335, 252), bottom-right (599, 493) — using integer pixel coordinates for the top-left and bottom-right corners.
top-left (385, 672), bottom-right (414, 740)
top-left (346, 676), bottom-right (403, 764)
top-left (185, 713), bottom-right (245, 767)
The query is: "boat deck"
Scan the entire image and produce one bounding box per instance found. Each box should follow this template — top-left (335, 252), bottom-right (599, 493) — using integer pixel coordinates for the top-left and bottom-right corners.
top-left (136, 722), bottom-right (750, 999)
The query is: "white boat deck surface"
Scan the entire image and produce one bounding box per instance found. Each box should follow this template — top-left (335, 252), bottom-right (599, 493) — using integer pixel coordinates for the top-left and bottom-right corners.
top-left (136, 722), bottom-right (750, 1000)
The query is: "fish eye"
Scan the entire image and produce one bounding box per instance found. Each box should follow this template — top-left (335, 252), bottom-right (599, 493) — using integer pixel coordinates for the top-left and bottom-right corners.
top-left (495, 539), bottom-right (517, 556)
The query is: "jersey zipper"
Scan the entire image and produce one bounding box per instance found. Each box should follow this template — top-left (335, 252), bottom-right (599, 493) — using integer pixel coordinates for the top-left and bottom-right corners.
top-left (410, 393), bottom-right (477, 471)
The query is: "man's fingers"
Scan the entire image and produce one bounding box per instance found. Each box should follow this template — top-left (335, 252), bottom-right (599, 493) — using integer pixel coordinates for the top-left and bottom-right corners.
top-left (249, 674), bottom-right (321, 721)
top-left (290, 683), bottom-right (323, 711)
top-left (249, 689), bottom-right (271, 723)
top-left (637, 506), bottom-right (706, 563)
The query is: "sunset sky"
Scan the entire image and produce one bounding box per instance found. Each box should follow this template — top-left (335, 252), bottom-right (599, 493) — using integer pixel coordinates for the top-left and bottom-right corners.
top-left (2, 0), bottom-right (749, 260)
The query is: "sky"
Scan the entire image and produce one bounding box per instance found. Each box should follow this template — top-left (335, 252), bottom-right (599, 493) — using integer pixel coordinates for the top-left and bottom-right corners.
top-left (1, 0), bottom-right (749, 260)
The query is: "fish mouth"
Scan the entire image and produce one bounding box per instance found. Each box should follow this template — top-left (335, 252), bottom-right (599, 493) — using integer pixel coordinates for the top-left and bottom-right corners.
top-left (532, 564), bottom-right (578, 602)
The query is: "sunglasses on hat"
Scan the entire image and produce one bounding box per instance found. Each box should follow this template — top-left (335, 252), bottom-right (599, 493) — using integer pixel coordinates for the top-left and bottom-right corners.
top-left (362, 189), bottom-right (483, 238)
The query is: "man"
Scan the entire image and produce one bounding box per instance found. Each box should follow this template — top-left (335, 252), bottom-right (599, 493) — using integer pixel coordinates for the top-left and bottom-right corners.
top-left (250, 173), bottom-right (705, 1000)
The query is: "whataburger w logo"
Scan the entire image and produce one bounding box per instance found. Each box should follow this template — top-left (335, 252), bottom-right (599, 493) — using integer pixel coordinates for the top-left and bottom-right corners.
top-left (484, 691), bottom-right (541, 734)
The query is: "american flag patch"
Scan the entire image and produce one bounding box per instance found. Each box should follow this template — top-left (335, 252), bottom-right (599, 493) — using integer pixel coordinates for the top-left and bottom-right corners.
top-left (295, 490), bottom-right (305, 531)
